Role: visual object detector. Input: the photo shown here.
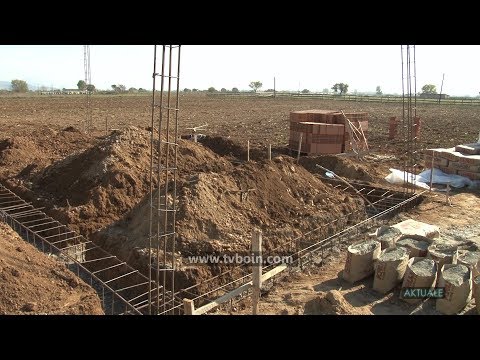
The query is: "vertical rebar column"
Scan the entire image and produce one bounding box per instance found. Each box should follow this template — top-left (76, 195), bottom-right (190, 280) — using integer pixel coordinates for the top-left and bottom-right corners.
top-left (401, 45), bottom-right (416, 195)
top-left (84, 45), bottom-right (92, 133)
top-left (149, 45), bottom-right (181, 315)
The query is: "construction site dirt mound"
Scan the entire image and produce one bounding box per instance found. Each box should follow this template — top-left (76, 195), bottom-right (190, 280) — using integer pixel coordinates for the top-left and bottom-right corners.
top-left (304, 290), bottom-right (373, 315)
top-left (2, 126), bottom-right (367, 293)
top-left (0, 223), bottom-right (103, 315)
top-left (8, 127), bottom-right (232, 235)
top-left (199, 135), bottom-right (264, 161)
top-left (95, 152), bottom-right (366, 290)
top-left (299, 155), bottom-right (376, 183)
top-left (0, 126), bottom-right (93, 180)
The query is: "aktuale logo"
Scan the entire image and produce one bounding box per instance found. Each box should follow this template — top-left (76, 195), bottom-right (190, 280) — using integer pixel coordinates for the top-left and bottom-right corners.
top-left (400, 287), bottom-right (445, 299)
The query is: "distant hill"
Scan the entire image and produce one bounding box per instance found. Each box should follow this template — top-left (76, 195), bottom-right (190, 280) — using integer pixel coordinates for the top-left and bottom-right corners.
top-left (0, 81), bottom-right (11, 90)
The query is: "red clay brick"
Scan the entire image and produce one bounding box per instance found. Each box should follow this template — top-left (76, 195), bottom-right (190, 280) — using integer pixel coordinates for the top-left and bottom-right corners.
top-left (423, 155), bottom-right (449, 167)
top-left (455, 144), bottom-right (480, 155)
top-left (438, 166), bottom-right (458, 175)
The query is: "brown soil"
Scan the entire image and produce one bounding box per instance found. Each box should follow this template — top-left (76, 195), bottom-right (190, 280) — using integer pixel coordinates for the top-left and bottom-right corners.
top-left (0, 223), bottom-right (103, 315)
top-left (305, 290), bottom-right (373, 315)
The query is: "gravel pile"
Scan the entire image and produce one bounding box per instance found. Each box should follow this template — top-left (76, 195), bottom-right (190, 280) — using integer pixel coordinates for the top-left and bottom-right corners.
top-left (379, 247), bottom-right (407, 261)
top-left (350, 240), bottom-right (379, 255)
top-left (410, 258), bottom-right (436, 277)
top-left (397, 237), bottom-right (429, 251)
top-left (442, 264), bottom-right (470, 286)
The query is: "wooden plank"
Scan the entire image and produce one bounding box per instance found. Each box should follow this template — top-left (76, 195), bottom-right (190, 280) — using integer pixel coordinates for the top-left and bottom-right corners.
top-left (193, 263), bottom-right (288, 315)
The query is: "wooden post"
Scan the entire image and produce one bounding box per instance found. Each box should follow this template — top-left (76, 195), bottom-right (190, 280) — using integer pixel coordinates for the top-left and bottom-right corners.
top-left (194, 133), bottom-right (198, 143)
top-left (429, 152), bottom-right (435, 192)
top-left (273, 77), bottom-right (276, 99)
top-left (247, 140), bottom-right (250, 162)
top-left (268, 144), bottom-right (272, 161)
top-left (297, 133), bottom-right (303, 162)
top-left (183, 298), bottom-right (195, 315)
top-left (445, 183), bottom-right (451, 206)
top-left (252, 229), bottom-right (262, 315)
top-left (105, 116), bottom-right (108, 136)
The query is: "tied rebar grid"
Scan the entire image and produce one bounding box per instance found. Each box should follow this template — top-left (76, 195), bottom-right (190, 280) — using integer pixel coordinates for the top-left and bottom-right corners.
top-left (0, 183), bottom-right (158, 315)
top-left (148, 45), bottom-right (181, 315)
top-left (84, 45), bottom-right (93, 133)
top-left (401, 45), bottom-right (418, 194)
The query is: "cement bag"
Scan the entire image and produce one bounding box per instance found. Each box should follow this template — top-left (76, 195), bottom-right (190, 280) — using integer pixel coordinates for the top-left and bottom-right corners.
top-left (456, 250), bottom-right (480, 290)
top-left (427, 243), bottom-right (458, 277)
top-left (436, 264), bottom-right (472, 315)
top-left (391, 219), bottom-right (440, 239)
top-left (374, 225), bottom-right (403, 250)
top-left (396, 235), bottom-right (431, 258)
top-left (475, 276), bottom-right (480, 315)
top-left (343, 239), bottom-right (381, 284)
top-left (373, 247), bottom-right (409, 294)
top-left (400, 257), bottom-right (437, 304)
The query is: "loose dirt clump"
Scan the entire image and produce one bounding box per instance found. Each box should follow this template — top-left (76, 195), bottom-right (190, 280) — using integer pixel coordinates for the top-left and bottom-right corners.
top-left (299, 155), bottom-right (376, 183)
top-left (304, 290), bottom-right (372, 315)
top-left (0, 223), bottom-right (103, 315)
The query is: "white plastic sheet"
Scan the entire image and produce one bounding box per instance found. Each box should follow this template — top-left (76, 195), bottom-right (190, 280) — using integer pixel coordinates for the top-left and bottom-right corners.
top-left (385, 168), bottom-right (477, 190)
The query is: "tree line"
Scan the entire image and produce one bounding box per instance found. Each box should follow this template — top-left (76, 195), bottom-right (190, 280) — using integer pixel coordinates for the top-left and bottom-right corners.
top-left (4, 79), bottom-right (450, 96)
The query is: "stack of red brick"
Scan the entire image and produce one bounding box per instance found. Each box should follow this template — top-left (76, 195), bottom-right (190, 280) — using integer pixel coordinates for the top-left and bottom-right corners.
top-left (424, 143), bottom-right (480, 181)
top-left (288, 110), bottom-right (369, 154)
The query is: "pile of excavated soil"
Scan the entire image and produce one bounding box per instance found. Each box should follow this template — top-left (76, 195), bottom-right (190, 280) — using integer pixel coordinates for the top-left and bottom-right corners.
top-left (0, 223), bottom-right (103, 315)
top-left (410, 258), bottom-right (436, 277)
top-left (299, 155), bottom-right (376, 183)
top-left (350, 239), bottom-right (379, 255)
top-left (442, 264), bottom-right (470, 286)
top-left (305, 290), bottom-right (372, 315)
top-left (95, 153), bottom-right (366, 290)
top-left (0, 126), bottom-right (93, 180)
top-left (3, 127), bottom-right (367, 292)
top-left (10, 127), bottom-right (232, 235)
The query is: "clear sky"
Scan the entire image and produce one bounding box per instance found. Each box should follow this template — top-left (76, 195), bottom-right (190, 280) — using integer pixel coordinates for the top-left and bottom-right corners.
top-left (0, 45), bottom-right (478, 96)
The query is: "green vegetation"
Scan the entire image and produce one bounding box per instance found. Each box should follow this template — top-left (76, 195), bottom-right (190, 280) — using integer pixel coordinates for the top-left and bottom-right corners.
top-left (421, 84), bottom-right (437, 94)
top-left (248, 81), bottom-right (263, 92)
top-left (11, 79), bottom-right (28, 93)
top-left (331, 83), bottom-right (349, 95)
top-left (77, 80), bottom-right (87, 91)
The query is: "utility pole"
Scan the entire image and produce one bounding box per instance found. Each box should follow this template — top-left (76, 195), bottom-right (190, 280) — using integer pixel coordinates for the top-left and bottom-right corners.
top-left (273, 76), bottom-right (276, 98)
top-left (438, 73), bottom-right (445, 104)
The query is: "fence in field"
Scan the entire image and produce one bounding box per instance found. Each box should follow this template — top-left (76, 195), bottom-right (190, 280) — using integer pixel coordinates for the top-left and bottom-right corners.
top-left (206, 92), bottom-right (480, 106)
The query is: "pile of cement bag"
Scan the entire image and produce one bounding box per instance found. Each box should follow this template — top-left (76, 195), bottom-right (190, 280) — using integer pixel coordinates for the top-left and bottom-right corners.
top-left (342, 219), bottom-right (480, 315)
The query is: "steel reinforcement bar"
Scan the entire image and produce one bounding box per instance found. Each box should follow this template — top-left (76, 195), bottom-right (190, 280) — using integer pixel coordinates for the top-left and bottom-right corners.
top-left (0, 183), bottom-right (160, 315)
